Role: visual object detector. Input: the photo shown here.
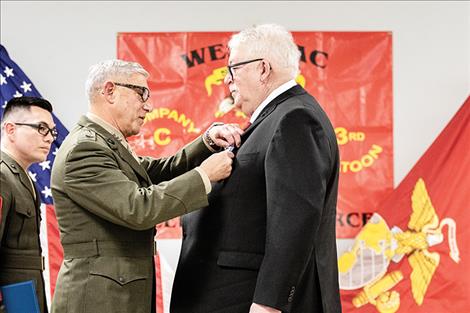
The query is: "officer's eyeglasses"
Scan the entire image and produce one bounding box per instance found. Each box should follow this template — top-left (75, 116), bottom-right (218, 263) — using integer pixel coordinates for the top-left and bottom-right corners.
top-left (14, 122), bottom-right (58, 140)
top-left (113, 82), bottom-right (150, 102)
top-left (227, 58), bottom-right (264, 80)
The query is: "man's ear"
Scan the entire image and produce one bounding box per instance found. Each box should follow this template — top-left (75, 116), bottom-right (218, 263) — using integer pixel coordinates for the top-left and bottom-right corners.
top-left (260, 60), bottom-right (272, 82)
top-left (2, 122), bottom-right (16, 140)
top-left (102, 81), bottom-right (116, 103)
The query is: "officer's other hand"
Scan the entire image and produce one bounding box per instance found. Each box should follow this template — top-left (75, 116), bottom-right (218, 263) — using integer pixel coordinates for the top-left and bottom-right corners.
top-left (200, 150), bottom-right (235, 182)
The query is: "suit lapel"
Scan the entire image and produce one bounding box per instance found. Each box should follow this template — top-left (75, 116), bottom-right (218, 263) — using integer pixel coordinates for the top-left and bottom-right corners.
top-left (77, 116), bottom-right (152, 185)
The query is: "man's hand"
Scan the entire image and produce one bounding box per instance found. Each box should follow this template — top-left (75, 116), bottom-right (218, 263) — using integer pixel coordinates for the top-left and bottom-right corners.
top-left (200, 150), bottom-right (235, 182)
top-left (249, 303), bottom-right (281, 313)
top-left (208, 123), bottom-right (244, 149)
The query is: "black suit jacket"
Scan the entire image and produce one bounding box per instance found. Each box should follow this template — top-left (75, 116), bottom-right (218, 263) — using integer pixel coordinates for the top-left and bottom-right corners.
top-left (171, 85), bottom-right (341, 313)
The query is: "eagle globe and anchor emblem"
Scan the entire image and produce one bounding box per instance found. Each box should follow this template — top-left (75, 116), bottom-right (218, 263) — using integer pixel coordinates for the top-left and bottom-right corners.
top-left (338, 178), bottom-right (460, 313)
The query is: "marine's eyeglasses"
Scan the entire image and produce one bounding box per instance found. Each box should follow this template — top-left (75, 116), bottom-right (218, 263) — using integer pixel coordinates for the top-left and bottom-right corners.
top-left (14, 122), bottom-right (58, 140)
top-left (113, 82), bottom-right (150, 102)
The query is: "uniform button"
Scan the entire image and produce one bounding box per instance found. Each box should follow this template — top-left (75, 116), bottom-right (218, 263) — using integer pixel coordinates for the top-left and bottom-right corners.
top-left (27, 209), bottom-right (32, 215)
top-left (288, 296), bottom-right (293, 303)
top-left (10, 164), bottom-right (16, 168)
top-left (107, 138), bottom-right (115, 145)
top-left (119, 276), bottom-right (124, 283)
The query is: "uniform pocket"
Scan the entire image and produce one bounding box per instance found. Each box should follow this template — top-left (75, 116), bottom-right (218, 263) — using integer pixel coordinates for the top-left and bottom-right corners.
top-left (89, 257), bottom-right (147, 285)
top-left (14, 198), bottom-right (36, 218)
top-left (84, 257), bottom-right (150, 312)
top-left (11, 199), bottom-right (37, 248)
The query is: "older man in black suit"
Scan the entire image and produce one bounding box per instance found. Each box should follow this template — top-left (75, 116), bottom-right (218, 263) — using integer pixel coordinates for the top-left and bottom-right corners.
top-left (171, 24), bottom-right (342, 313)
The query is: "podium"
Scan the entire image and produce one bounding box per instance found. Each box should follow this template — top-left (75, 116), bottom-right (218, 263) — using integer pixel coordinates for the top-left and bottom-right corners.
top-left (0, 280), bottom-right (40, 313)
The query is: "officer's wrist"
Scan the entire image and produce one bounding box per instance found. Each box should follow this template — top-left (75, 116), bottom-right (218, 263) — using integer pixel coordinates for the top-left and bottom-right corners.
top-left (203, 122), bottom-right (224, 152)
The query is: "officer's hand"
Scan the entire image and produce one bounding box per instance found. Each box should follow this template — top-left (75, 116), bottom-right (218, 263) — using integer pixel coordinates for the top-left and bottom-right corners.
top-left (200, 150), bottom-right (235, 182)
top-left (209, 123), bottom-right (244, 148)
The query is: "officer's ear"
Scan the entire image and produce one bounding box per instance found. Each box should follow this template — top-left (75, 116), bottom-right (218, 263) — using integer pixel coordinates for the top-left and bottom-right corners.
top-left (102, 81), bottom-right (117, 103)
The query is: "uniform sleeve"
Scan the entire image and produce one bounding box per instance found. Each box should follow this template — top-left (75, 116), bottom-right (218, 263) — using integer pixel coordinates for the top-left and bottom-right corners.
top-left (140, 136), bottom-right (213, 184)
top-left (253, 108), bottom-right (334, 312)
top-left (62, 141), bottom-right (209, 231)
top-left (0, 173), bottom-right (12, 243)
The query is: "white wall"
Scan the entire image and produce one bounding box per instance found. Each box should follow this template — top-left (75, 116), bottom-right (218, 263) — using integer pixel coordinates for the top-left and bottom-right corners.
top-left (1, 0), bottom-right (469, 186)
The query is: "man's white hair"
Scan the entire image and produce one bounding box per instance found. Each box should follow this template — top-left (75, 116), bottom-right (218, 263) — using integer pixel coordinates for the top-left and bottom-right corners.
top-left (85, 59), bottom-right (149, 102)
top-left (228, 24), bottom-right (301, 79)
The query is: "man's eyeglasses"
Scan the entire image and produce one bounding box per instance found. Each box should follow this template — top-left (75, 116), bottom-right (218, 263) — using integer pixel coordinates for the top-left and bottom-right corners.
top-left (227, 58), bottom-right (264, 80)
top-left (113, 82), bottom-right (150, 102)
top-left (14, 122), bottom-right (58, 140)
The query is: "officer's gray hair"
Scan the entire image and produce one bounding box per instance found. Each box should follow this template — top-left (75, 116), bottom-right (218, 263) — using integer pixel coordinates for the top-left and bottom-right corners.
top-left (85, 59), bottom-right (149, 102)
top-left (228, 24), bottom-right (300, 79)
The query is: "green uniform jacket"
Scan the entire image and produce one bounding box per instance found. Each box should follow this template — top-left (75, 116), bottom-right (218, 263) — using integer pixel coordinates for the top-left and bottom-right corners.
top-left (50, 116), bottom-right (211, 313)
top-left (0, 151), bottom-right (48, 313)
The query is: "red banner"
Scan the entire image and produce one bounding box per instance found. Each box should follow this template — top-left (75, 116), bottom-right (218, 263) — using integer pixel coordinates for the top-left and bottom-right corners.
top-left (339, 96), bottom-right (470, 312)
top-left (118, 31), bottom-right (393, 239)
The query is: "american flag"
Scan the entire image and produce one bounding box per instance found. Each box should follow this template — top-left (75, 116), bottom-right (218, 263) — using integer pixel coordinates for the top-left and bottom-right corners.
top-left (0, 44), bottom-right (68, 309)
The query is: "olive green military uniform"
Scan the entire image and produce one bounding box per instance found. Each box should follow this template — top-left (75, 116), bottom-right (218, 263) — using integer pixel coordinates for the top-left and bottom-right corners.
top-left (50, 115), bottom-right (211, 313)
top-left (0, 151), bottom-right (48, 313)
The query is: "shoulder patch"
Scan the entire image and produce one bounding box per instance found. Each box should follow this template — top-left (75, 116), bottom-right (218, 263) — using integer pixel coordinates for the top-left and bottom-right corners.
top-left (77, 128), bottom-right (97, 142)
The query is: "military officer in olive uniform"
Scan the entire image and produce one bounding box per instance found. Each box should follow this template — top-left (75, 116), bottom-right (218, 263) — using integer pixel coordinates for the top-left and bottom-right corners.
top-left (50, 59), bottom-right (242, 313)
top-left (1, 96), bottom-right (57, 313)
